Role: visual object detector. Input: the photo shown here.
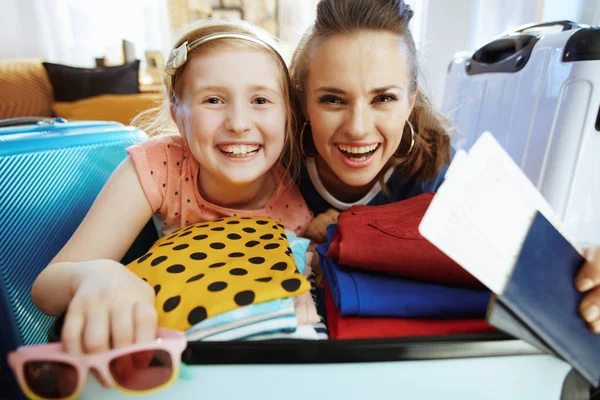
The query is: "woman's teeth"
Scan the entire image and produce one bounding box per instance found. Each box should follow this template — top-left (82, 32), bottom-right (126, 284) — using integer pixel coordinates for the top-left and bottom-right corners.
top-left (219, 144), bottom-right (260, 157)
top-left (337, 144), bottom-right (379, 161)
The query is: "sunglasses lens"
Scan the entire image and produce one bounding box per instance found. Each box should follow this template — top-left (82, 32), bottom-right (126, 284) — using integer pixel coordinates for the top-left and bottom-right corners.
top-left (23, 361), bottom-right (78, 399)
top-left (109, 349), bottom-right (174, 391)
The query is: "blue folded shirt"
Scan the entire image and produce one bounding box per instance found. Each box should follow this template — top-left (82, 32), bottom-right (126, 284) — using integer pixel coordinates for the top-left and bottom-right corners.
top-left (317, 225), bottom-right (491, 318)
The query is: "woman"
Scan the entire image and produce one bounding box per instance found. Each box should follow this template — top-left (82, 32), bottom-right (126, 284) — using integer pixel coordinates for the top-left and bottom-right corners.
top-left (290, 0), bottom-right (600, 333)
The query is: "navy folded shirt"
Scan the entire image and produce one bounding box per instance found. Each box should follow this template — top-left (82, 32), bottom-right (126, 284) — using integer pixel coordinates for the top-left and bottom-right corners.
top-left (317, 225), bottom-right (491, 318)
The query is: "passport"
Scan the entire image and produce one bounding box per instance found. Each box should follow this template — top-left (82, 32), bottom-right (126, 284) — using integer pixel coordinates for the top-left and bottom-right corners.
top-left (491, 212), bottom-right (597, 387)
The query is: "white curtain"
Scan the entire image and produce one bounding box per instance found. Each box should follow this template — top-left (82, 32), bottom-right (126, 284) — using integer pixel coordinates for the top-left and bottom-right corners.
top-left (0, 0), bottom-right (171, 67)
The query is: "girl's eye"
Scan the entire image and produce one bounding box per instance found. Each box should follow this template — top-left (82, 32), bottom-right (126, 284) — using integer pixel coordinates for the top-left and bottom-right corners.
top-left (318, 95), bottom-right (345, 105)
top-left (372, 93), bottom-right (399, 104)
top-left (253, 97), bottom-right (270, 105)
top-left (205, 97), bottom-right (223, 104)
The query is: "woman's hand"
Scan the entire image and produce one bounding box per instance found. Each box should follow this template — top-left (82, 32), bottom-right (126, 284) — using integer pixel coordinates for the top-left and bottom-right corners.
top-left (305, 208), bottom-right (340, 243)
top-left (61, 260), bottom-right (157, 354)
top-left (576, 246), bottom-right (600, 333)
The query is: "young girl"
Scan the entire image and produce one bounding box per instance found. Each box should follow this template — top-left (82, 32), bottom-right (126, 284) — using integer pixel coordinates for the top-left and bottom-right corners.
top-left (31, 19), bottom-right (311, 355)
top-left (290, 0), bottom-right (600, 333)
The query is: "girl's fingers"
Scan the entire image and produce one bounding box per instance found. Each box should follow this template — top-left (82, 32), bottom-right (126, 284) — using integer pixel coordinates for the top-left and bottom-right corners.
top-left (62, 301), bottom-right (86, 355)
top-left (83, 301), bottom-right (110, 354)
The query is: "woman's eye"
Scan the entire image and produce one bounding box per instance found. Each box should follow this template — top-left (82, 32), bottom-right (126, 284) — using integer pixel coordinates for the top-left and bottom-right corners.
top-left (373, 93), bottom-right (398, 104)
top-left (318, 95), bottom-right (345, 105)
top-left (253, 97), bottom-right (269, 105)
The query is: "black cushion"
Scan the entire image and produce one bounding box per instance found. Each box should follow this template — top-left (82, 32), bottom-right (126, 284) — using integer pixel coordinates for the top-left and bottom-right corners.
top-left (42, 60), bottom-right (140, 102)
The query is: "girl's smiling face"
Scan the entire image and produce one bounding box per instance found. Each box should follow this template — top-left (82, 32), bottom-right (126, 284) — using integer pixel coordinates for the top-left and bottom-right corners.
top-left (175, 49), bottom-right (287, 187)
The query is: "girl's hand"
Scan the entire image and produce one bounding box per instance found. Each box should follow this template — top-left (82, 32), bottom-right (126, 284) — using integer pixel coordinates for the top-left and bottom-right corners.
top-left (305, 208), bottom-right (340, 243)
top-left (576, 246), bottom-right (600, 333)
top-left (61, 260), bottom-right (157, 354)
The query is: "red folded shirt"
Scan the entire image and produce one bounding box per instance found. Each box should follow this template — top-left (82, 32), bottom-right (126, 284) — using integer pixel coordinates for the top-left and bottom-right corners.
top-left (324, 281), bottom-right (495, 339)
top-left (325, 192), bottom-right (482, 288)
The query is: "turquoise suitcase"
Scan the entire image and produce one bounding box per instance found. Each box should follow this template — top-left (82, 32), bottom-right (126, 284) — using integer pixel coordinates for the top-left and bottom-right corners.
top-left (0, 118), bottom-right (150, 399)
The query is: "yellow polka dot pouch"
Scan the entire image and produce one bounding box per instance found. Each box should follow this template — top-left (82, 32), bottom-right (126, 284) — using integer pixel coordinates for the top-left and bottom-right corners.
top-left (127, 216), bottom-right (311, 331)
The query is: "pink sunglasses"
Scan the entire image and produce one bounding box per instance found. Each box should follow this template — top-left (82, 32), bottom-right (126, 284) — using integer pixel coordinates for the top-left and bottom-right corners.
top-left (7, 328), bottom-right (186, 400)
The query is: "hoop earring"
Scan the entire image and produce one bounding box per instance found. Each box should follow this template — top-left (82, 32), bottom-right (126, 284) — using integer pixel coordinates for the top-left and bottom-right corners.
top-left (395, 120), bottom-right (416, 157)
top-left (299, 121), bottom-right (315, 157)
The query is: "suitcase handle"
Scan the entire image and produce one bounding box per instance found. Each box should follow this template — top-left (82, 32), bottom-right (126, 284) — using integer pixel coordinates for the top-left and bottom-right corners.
top-left (513, 20), bottom-right (580, 34)
top-left (466, 34), bottom-right (538, 75)
top-left (0, 117), bottom-right (67, 128)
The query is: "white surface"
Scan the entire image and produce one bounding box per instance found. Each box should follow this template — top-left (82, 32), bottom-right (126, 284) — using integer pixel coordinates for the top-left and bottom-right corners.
top-left (79, 354), bottom-right (572, 400)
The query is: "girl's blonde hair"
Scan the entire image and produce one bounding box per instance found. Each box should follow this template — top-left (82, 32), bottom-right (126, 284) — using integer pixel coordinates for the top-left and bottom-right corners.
top-left (132, 19), bottom-right (300, 181)
top-left (290, 0), bottom-right (452, 187)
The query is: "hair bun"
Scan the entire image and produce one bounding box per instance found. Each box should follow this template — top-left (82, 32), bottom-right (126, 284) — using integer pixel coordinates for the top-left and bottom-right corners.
top-left (400, 1), bottom-right (414, 23)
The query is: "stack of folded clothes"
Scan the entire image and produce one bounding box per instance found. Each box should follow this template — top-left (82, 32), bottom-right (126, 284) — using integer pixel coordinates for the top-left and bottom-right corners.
top-left (129, 216), bottom-right (327, 341)
top-left (187, 236), bottom-right (327, 341)
top-left (317, 193), bottom-right (495, 339)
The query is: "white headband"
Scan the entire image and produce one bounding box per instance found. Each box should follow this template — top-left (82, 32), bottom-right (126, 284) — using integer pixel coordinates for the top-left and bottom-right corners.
top-left (164, 32), bottom-right (288, 98)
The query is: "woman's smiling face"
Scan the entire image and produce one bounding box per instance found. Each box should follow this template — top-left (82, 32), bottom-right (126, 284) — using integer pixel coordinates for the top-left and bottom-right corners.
top-left (304, 30), bottom-right (416, 188)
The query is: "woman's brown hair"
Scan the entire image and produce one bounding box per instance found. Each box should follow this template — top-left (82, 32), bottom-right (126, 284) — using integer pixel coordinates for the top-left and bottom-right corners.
top-left (290, 0), bottom-right (452, 186)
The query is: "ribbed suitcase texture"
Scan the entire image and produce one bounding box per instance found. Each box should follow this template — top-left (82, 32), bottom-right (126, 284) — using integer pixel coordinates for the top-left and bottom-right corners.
top-left (0, 119), bottom-right (146, 397)
top-left (441, 22), bottom-right (600, 245)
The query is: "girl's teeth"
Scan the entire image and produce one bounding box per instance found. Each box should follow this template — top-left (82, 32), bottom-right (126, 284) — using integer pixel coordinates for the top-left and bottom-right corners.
top-left (221, 145), bottom-right (259, 155)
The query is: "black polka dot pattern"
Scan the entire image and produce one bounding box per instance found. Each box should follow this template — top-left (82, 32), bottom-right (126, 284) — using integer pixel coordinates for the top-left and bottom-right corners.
top-left (207, 281), bottom-right (228, 292)
top-left (127, 215), bottom-right (310, 332)
top-left (166, 264), bottom-right (185, 273)
top-left (163, 295), bottom-right (181, 312)
top-left (281, 278), bottom-right (301, 292)
top-left (271, 262), bottom-right (287, 271)
top-left (190, 252), bottom-right (207, 260)
top-left (188, 306), bottom-right (207, 325)
top-left (248, 257), bottom-right (265, 264)
top-left (151, 256), bottom-right (168, 266)
top-left (186, 274), bottom-right (204, 283)
top-left (234, 290), bottom-right (255, 306)
top-left (229, 268), bottom-right (248, 276)
top-left (137, 253), bottom-right (152, 263)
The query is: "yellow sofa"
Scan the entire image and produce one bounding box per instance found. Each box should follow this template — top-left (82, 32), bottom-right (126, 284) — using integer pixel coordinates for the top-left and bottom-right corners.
top-left (0, 59), bottom-right (161, 125)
